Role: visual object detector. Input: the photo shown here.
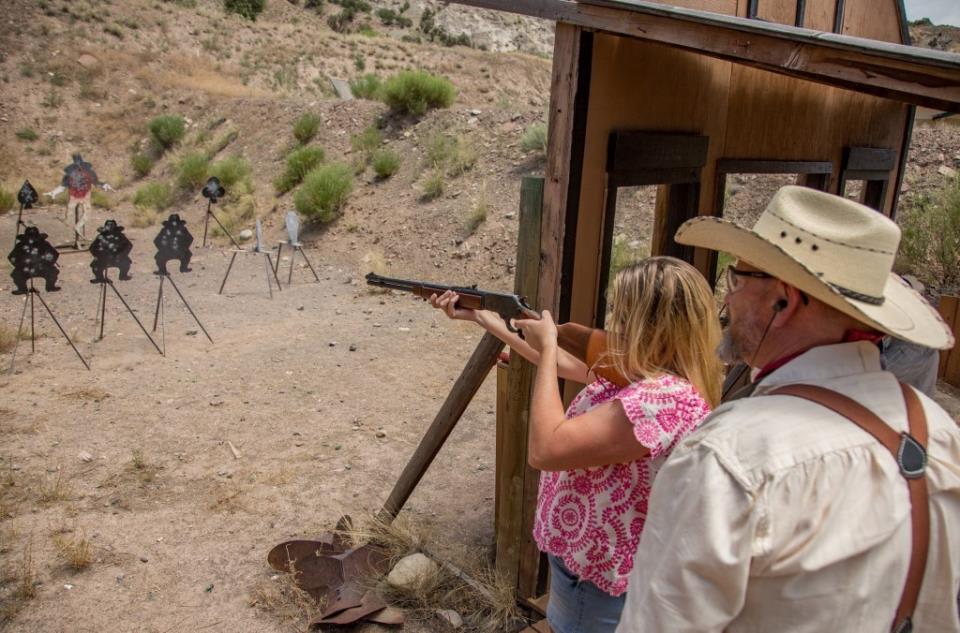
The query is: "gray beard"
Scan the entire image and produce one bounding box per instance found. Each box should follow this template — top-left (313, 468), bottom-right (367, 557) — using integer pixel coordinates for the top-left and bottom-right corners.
top-left (716, 327), bottom-right (744, 365)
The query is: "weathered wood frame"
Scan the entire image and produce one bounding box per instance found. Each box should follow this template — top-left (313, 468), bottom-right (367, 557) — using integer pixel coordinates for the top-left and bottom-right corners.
top-left (597, 131), bottom-right (709, 325)
top-left (838, 147), bottom-right (897, 211)
top-left (452, 0), bottom-right (960, 112)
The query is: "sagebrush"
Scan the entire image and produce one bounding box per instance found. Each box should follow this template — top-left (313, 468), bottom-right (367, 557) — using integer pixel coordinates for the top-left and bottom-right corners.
top-left (133, 182), bottom-right (174, 211)
top-left (380, 70), bottom-right (455, 116)
top-left (275, 146), bottom-right (325, 194)
top-left (372, 149), bottom-right (401, 179)
top-left (293, 113), bottom-right (321, 145)
top-left (294, 163), bottom-right (354, 223)
top-left (177, 152), bottom-right (211, 190)
top-left (897, 174), bottom-right (960, 293)
top-left (149, 115), bottom-right (186, 151)
top-left (349, 74), bottom-right (381, 100)
top-left (224, 0), bottom-right (264, 20)
top-left (0, 186), bottom-right (14, 215)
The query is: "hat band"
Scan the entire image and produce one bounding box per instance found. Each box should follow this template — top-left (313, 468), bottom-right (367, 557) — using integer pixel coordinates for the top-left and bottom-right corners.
top-left (830, 283), bottom-right (885, 306)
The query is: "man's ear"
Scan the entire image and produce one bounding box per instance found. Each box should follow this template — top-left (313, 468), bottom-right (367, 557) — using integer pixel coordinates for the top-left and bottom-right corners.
top-left (772, 284), bottom-right (804, 324)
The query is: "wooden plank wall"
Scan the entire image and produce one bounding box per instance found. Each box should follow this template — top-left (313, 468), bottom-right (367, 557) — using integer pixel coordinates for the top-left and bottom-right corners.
top-left (939, 296), bottom-right (960, 387)
top-left (567, 32), bottom-right (911, 327)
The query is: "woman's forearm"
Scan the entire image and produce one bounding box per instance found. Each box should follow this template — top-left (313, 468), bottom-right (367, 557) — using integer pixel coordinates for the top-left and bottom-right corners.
top-left (528, 344), bottom-right (566, 468)
top-left (475, 310), bottom-right (542, 364)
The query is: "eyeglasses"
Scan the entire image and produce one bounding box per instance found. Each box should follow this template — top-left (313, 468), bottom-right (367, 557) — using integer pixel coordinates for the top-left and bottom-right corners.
top-left (725, 265), bottom-right (773, 292)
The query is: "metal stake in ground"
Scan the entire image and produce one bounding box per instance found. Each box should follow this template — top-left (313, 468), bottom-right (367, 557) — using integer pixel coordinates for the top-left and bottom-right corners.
top-left (92, 271), bottom-right (162, 355)
top-left (151, 272), bottom-right (214, 351)
top-left (8, 279), bottom-right (90, 373)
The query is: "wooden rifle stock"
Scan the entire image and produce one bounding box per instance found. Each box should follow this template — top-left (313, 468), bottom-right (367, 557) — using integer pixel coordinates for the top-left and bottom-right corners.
top-left (555, 322), bottom-right (629, 387)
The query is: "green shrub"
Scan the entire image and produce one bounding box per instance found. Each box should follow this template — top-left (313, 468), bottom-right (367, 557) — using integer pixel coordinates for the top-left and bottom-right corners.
top-left (133, 182), bottom-right (174, 211)
top-left (376, 8), bottom-right (411, 27)
top-left (609, 234), bottom-right (649, 283)
top-left (0, 186), bottom-right (14, 215)
top-left (371, 149), bottom-right (400, 179)
top-left (224, 0), bottom-right (264, 20)
top-left (293, 112), bottom-right (321, 145)
top-left (351, 126), bottom-right (382, 156)
top-left (177, 152), bottom-right (211, 190)
top-left (520, 123), bottom-right (547, 155)
top-left (91, 190), bottom-right (114, 210)
top-left (426, 133), bottom-right (476, 176)
top-left (421, 170), bottom-right (444, 201)
top-left (132, 153), bottom-right (154, 178)
top-left (349, 74), bottom-right (381, 100)
top-left (327, 9), bottom-right (355, 32)
top-left (294, 163), bottom-right (354, 223)
top-left (380, 70), bottom-right (455, 116)
top-left (274, 145), bottom-right (325, 193)
top-left (16, 128), bottom-right (38, 142)
top-left (209, 156), bottom-right (252, 191)
top-left (148, 115), bottom-right (186, 151)
top-left (897, 175), bottom-right (960, 292)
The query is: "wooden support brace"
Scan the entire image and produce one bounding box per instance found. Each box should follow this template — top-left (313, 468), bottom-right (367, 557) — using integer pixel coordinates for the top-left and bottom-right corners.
top-left (377, 332), bottom-right (504, 522)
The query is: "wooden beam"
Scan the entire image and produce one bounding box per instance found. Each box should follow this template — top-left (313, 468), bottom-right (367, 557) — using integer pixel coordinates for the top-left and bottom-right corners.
top-left (541, 23), bottom-right (586, 318)
top-left (832, 0), bottom-right (845, 34)
top-left (377, 333), bottom-right (503, 522)
top-left (449, 0), bottom-right (960, 112)
top-left (496, 178), bottom-right (545, 596)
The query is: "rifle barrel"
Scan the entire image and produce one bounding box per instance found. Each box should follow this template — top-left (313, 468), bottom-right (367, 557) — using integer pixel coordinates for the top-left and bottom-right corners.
top-left (365, 273), bottom-right (454, 295)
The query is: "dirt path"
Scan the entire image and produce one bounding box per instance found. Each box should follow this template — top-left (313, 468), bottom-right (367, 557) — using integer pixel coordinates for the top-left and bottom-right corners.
top-left (1, 210), bottom-right (499, 632)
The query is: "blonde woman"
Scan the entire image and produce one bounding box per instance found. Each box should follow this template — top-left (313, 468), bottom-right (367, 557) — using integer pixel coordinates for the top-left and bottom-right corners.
top-left (430, 256), bottom-right (723, 633)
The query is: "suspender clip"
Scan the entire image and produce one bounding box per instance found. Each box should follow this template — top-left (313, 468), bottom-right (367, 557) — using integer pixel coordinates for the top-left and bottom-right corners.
top-left (897, 433), bottom-right (927, 480)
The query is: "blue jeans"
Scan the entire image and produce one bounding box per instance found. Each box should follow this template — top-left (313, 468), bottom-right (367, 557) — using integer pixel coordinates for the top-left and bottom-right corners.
top-left (546, 555), bottom-right (626, 633)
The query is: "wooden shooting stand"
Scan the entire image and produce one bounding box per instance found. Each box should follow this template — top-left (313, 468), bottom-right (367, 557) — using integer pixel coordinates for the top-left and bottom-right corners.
top-left (273, 240), bottom-right (321, 288)
top-left (370, 1), bottom-right (960, 628)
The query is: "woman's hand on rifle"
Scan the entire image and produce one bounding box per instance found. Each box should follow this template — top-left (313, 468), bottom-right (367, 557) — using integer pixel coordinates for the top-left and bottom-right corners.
top-left (514, 310), bottom-right (558, 354)
top-left (429, 290), bottom-right (479, 322)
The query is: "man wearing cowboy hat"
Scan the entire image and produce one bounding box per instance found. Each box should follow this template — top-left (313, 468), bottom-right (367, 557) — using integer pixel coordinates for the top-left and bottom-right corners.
top-left (615, 186), bottom-right (960, 632)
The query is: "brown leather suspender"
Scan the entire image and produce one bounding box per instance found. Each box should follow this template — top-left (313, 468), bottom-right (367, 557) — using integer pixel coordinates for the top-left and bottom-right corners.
top-left (769, 383), bottom-right (929, 633)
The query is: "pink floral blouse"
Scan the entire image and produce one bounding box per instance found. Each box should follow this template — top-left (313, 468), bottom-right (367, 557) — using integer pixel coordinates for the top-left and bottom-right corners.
top-left (532, 374), bottom-right (711, 596)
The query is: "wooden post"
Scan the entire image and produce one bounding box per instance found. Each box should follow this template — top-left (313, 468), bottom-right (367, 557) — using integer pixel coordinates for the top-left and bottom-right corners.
top-left (378, 332), bottom-right (504, 522)
top-left (495, 177), bottom-right (545, 599)
top-left (938, 295), bottom-right (960, 387)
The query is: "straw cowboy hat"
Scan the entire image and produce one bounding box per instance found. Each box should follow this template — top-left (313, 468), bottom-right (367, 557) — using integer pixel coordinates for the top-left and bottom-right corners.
top-left (675, 185), bottom-right (955, 350)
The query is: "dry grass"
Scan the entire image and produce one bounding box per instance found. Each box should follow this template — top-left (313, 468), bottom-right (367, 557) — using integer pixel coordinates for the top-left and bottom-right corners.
top-left (38, 469), bottom-right (72, 504)
top-left (336, 515), bottom-right (523, 632)
top-left (0, 325), bottom-right (17, 353)
top-left (140, 55), bottom-right (273, 98)
top-left (53, 531), bottom-right (93, 571)
top-left (131, 206), bottom-right (160, 228)
top-left (61, 388), bottom-right (110, 402)
top-left (0, 538), bottom-right (38, 626)
top-left (249, 570), bottom-right (321, 625)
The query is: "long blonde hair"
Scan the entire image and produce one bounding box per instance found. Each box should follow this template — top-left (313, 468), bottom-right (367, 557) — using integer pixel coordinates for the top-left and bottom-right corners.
top-left (605, 256), bottom-right (723, 406)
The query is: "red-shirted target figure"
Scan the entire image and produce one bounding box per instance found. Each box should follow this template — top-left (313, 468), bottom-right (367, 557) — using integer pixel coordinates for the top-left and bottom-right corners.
top-left (46, 154), bottom-right (113, 249)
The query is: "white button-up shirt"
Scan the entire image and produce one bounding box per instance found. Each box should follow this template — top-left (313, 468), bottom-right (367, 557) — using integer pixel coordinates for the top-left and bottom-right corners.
top-left (616, 341), bottom-right (960, 632)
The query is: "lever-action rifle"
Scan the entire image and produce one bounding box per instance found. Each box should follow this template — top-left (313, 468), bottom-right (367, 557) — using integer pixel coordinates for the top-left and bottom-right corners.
top-left (365, 272), bottom-right (628, 386)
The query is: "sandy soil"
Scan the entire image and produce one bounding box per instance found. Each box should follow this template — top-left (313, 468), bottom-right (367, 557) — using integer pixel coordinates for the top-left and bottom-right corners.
top-left (0, 207), bottom-right (504, 632)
